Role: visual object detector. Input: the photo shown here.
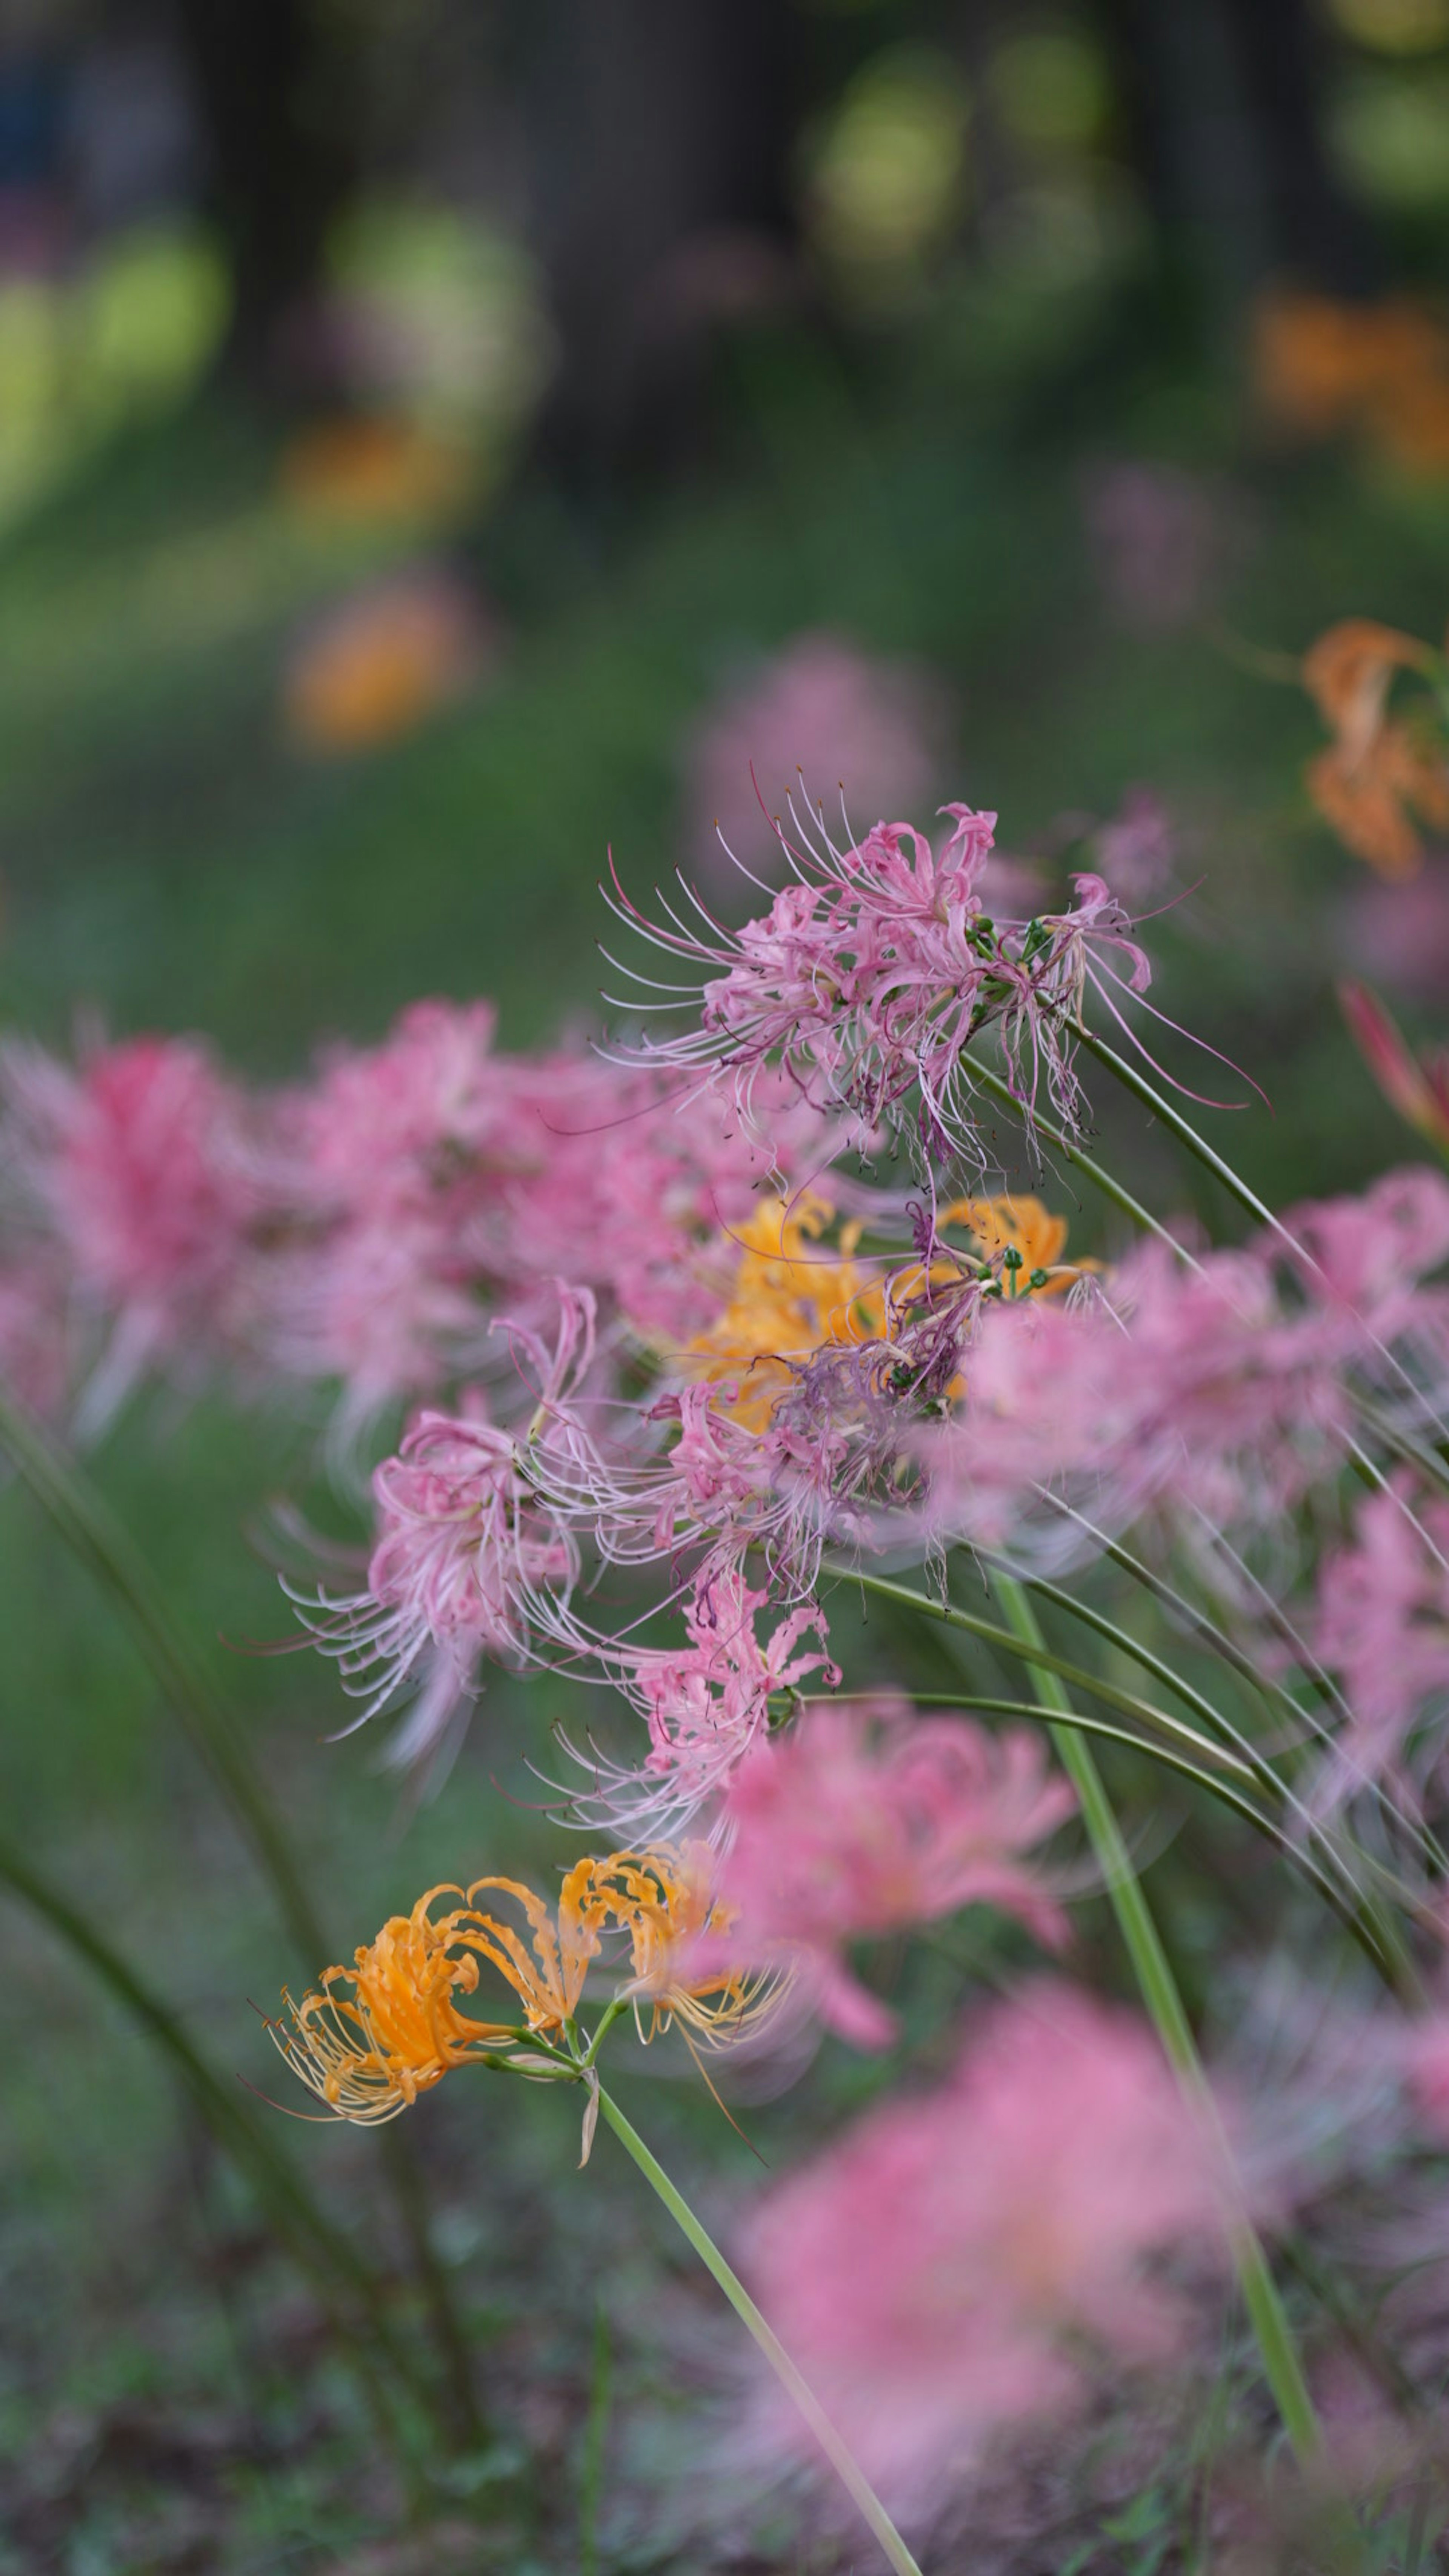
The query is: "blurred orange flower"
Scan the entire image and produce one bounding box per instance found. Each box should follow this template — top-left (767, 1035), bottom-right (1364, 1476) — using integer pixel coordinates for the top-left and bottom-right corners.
top-left (278, 416), bottom-right (475, 523)
top-left (1255, 290), bottom-right (1449, 462)
top-left (1302, 618), bottom-right (1449, 878)
top-left (285, 570), bottom-right (489, 754)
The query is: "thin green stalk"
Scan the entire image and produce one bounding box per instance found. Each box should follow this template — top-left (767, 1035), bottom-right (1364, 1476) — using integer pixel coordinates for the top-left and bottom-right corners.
top-left (996, 1555), bottom-right (1412, 1990)
top-left (595, 2086), bottom-right (925, 2576)
top-left (1071, 1023), bottom-right (1280, 1236)
top-left (990, 1571), bottom-right (1321, 2465)
top-left (987, 1559), bottom-right (1283, 1784)
top-left (835, 1556), bottom-right (1403, 1958)
top-left (969, 1057), bottom-right (1204, 1269)
top-left (0, 1827), bottom-right (428, 2467)
top-left (829, 1565), bottom-right (1256, 1777)
top-left (1038, 1497), bottom-right (1324, 1741)
top-left (0, 1384), bottom-right (483, 2447)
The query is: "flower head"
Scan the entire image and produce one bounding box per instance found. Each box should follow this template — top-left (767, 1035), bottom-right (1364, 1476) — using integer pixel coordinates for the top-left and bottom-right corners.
top-left (1, 1033), bottom-right (257, 1424)
top-left (270, 1842), bottom-right (772, 2120)
top-left (605, 800), bottom-right (1149, 1171)
top-left (571, 1565), bottom-right (838, 1837)
top-left (740, 1982), bottom-right (1232, 2509)
top-left (289, 1294), bottom-right (597, 1767)
top-left (717, 1702), bottom-right (1077, 2043)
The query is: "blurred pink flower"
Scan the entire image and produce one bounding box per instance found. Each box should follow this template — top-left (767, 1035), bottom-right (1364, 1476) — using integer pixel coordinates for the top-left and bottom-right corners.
top-left (1285, 1164), bottom-right (1449, 1338)
top-left (1, 1033), bottom-right (257, 1429)
top-left (1082, 460), bottom-right (1237, 633)
top-left (681, 631), bottom-right (948, 890)
top-left (924, 1238), bottom-right (1348, 1563)
top-left (740, 1981), bottom-right (1232, 2510)
top-left (1339, 983), bottom-right (1449, 1158)
top-left (1339, 859), bottom-right (1449, 1003)
top-left (715, 1701), bottom-right (1076, 2044)
top-left (1314, 1472), bottom-right (1449, 1808)
top-left (1090, 787), bottom-right (1177, 907)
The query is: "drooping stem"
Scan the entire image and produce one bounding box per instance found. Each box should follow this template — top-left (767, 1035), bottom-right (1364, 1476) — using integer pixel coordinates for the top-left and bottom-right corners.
top-left (595, 2087), bottom-right (926, 2576)
top-left (990, 1571), bottom-right (1321, 2464)
top-left (0, 1384), bottom-right (483, 2447)
top-left (832, 1568), bottom-right (1398, 1985)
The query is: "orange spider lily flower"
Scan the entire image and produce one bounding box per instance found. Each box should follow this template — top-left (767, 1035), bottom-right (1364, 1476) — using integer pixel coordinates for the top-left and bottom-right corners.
top-left (269, 1846), bottom-right (770, 2123)
top-left (576, 1844), bottom-right (782, 2046)
top-left (1302, 619), bottom-right (1449, 879)
top-left (684, 1190), bottom-right (1091, 1430)
top-left (1254, 291), bottom-right (1449, 439)
top-left (940, 1194), bottom-right (1097, 1296)
top-left (684, 1192), bottom-right (883, 1427)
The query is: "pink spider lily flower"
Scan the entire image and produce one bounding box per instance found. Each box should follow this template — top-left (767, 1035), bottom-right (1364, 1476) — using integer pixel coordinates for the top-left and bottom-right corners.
top-left (923, 1240), bottom-right (1351, 1565)
top-left (738, 1980), bottom-right (1234, 2514)
top-left (1280, 1164), bottom-right (1449, 1346)
top-left (679, 630), bottom-right (947, 892)
top-left (1313, 1471), bottom-right (1449, 1813)
top-left (713, 1701), bottom-right (1077, 2045)
top-left (285, 998), bottom-right (511, 1203)
top-left (0, 1033), bottom-right (260, 1430)
top-left (289, 1291), bottom-right (600, 1766)
top-left (1340, 982), bottom-right (1449, 1158)
top-left (565, 1564), bottom-right (838, 1839)
top-left (602, 798), bottom-right (1150, 1169)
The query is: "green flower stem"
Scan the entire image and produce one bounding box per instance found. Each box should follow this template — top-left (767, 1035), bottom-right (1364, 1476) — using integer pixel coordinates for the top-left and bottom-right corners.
top-left (595, 2086), bottom-right (926, 2576)
top-left (969, 1057), bottom-right (1204, 1270)
top-left (990, 1571), bottom-right (1322, 2465)
top-left (1071, 1023), bottom-right (1280, 1237)
top-left (0, 1383), bottom-right (483, 2448)
top-left (0, 1825), bottom-right (428, 2474)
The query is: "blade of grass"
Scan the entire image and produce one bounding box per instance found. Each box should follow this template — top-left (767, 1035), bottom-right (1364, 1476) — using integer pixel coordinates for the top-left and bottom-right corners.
top-left (0, 1383), bottom-right (483, 2446)
top-left (0, 1824), bottom-right (429, 2473)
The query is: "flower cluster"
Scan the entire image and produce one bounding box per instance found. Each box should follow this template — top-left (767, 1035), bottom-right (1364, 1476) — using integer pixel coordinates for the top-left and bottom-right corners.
top-left (21, 759), bottom-right (1449, 2534)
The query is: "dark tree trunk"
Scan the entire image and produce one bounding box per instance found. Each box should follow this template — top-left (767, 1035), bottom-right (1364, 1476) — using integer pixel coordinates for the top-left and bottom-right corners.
top-left (1219, 0), bottom-right (1378, 292)
top-left (524, 0), bottom-right (808, 490)
top-left (171, 0), bottom-right (352, 391)
top-left (1094, 0), bottom-right (1377, 301)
